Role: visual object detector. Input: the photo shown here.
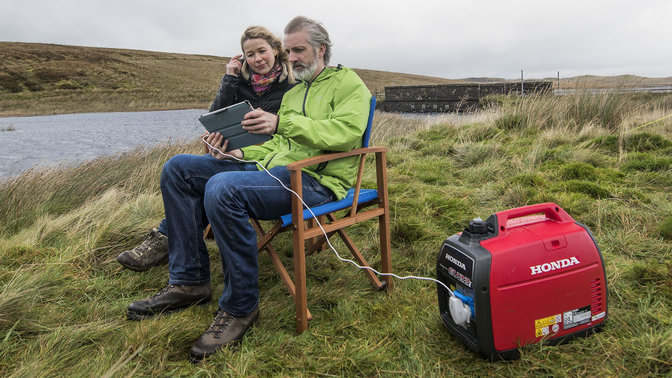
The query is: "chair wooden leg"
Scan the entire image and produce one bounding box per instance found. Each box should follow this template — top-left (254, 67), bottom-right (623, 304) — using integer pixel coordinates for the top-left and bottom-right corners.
top-left (291, 170), bottom-right (309, 334)
top-left (317, 215), bottom-right (327, 251)
top-left (203, 224), bottom-right (214, 240)
top-left (376, 150), bottom-right (393, 290)
top-left (338, 229), bottom-right (385, 289)
top-left (251, 219), bottom-right (312, 321)
top-left (306, 231), bottom-right (336, 255)
top-left (307, 216), bottom-right (327, 253)
top-left (263, 241), bottom-right (313, 321)
top-left (379, 210), bottom-right (393, 289)
top-left (326, 214), bottom-right (384, 289)
top-left (293, 239), bottom-right (309, 334)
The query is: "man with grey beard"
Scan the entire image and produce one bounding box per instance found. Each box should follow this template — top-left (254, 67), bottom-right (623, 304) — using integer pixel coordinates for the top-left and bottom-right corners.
top-left (125, 15), bottom-right (371, 362)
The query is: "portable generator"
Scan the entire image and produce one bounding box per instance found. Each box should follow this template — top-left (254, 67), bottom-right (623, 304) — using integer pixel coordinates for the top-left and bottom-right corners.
top-left (436, 203), bottom-right (607, 360)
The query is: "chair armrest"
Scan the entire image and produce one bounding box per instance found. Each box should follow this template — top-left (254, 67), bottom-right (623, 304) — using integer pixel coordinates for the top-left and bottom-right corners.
top-left (286, 146), bottom-right (387, 171)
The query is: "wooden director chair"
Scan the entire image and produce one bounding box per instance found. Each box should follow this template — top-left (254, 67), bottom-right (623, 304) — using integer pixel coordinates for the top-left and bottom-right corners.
top-left (254, 96), bottom-right (392, 333)
top-left (207, 96), bottom-right (392, 334)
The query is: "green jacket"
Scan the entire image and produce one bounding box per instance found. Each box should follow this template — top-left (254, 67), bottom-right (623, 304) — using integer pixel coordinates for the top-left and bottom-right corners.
top-left (241, 66), bottom-right (371, 200)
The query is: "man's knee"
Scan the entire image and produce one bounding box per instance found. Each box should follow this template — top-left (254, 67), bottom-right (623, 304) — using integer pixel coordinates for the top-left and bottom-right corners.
top-left (204, 175), bottom-right (238, 211)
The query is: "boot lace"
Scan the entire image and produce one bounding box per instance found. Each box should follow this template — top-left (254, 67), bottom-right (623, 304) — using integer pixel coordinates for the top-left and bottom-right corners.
top-left (134, 229), bottom-right (164, 257)
top-left (206, 310), bottom-right (236, 338)
top-left (149, 284), bottom-right (176, 299)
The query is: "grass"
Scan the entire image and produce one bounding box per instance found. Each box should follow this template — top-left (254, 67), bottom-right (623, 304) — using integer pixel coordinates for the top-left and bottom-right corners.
top-left (1, 86), bottom-right (672, 375)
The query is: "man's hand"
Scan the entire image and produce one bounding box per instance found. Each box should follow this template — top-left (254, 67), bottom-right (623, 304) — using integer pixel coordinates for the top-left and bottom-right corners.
top-left (242, 108), bottom-right (278, 135)
top-left (203, 132), bottom-right (243, 160)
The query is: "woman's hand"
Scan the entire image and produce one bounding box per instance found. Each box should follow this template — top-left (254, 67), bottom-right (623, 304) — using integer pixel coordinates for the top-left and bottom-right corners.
top-left (226, 54), bottom-right (244, 76)
top-left (204, 132), bottom-right (226, 159)
top-left (242, 108), bottom-right (279, 135)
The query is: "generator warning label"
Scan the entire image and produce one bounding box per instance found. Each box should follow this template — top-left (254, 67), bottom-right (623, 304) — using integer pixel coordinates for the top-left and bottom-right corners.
top-left (534, 314), bottom-right (561, 337)
top-left (563, 306), bottom-right (591, 330)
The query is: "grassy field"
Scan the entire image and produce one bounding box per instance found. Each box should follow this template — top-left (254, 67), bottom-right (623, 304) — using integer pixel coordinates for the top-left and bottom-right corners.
top-left (1, 85), bottom-right (671, 375)
top-left (0, 42), bottom-right (463, 116)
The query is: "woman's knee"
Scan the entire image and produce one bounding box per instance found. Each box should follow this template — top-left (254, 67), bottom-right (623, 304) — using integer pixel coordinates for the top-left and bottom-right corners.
top-left (161, 154), bottom-right (188, 183)
top-left (162, 154), bottom-right (209, 182)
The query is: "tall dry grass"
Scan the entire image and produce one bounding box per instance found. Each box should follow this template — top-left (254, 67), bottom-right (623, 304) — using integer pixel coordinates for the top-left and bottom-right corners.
top-left (0, 140), bottom-right (201, 237)
top-left (494, 87), bottom-right (639, 132)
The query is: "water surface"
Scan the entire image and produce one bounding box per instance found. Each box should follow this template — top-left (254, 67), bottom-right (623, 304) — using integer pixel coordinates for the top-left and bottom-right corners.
top-left (0, 109), bottom-right (206, 179)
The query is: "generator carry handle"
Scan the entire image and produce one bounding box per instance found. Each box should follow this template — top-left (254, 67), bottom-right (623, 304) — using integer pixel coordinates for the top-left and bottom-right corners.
top-left (494, 203), bottom-right (574, 233)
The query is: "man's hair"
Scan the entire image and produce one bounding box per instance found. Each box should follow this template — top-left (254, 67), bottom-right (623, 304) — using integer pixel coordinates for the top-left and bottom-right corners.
top-left (284, 16), bottom-right (332, 65)
top-left (240, 25), bottom-right (289, 67)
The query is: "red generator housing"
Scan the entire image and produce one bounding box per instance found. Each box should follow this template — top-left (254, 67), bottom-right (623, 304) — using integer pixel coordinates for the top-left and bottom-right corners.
top-left (436, 203), bottom-right (607, 360)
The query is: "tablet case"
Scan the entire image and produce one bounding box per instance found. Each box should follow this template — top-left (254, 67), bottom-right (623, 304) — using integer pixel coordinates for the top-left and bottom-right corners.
top-left (198, 100), bottom-right (272, 151)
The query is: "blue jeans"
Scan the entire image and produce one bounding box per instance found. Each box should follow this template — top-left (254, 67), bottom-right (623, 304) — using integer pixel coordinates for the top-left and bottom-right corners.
top-left (160, 154), bottom-right (335, 316)
top-left (157, 218), bottom-right (168, 235)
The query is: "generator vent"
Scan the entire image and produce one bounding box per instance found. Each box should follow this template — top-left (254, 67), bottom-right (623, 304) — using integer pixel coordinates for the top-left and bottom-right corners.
top-left (590, 278), bottom-right (604, 313)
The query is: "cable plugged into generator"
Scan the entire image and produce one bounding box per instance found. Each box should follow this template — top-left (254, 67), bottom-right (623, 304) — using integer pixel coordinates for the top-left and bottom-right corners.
top-left (449, 291), bottom-right (474, 326)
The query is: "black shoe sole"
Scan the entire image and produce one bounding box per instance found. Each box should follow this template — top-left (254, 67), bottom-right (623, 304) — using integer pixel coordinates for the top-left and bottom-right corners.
top-left (117, 254), bottom-right (169, 272)
top-left (126, 299), bottom-right (211, 321)
top-left (188, 338), bottom-right (243, 363)
top-left (188, 311), bottom-right (259, 363)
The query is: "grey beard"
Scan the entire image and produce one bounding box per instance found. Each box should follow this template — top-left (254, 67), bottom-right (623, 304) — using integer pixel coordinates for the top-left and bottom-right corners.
top-left (294, 60), bottom-right (319, 82)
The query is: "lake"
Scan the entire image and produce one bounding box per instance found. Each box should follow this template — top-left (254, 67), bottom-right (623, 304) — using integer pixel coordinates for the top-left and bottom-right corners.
top-left (0, 109), bottom-right (207, 179)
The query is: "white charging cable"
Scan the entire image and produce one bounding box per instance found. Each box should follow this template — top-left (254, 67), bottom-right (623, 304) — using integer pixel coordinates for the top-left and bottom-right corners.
top-left (202, 137), bottom-right (455, 296)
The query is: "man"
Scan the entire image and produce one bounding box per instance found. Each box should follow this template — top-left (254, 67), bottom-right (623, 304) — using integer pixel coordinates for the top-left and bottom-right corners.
top-left (126, 16), bottom-right (371, 361)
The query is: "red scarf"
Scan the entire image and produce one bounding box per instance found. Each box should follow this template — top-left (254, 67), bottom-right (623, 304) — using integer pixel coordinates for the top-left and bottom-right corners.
top-left (251, 62), bottom-right (282, 93)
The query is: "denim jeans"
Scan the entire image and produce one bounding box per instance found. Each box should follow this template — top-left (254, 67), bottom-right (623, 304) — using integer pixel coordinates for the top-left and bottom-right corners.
top-left (160, 153), bottom-right (335, 317)
top-left (157, 218), bottom-right (168, 236)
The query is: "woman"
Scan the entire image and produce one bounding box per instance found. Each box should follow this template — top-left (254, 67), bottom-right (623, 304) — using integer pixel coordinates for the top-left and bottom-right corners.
top-left (210, 25), bottom-right (295, 114)
top-left (116, 26), bottom-right (296, 272)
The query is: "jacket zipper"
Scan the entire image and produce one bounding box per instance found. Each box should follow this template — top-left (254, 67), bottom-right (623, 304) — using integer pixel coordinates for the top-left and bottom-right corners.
top-left (301, 73), bottom-right (331, 173)
top-left (264, 153), bottom-right (277, 169)
top-left (302, 81), bottom-right (311, 116)
top-left (300, 67), bottom-right (325, 116)
top-left (274, 72), bottom-right (326, 172)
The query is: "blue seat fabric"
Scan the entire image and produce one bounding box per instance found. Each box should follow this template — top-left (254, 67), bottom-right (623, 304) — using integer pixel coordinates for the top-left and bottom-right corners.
top-left (280, 188), bottom-right (379, 228)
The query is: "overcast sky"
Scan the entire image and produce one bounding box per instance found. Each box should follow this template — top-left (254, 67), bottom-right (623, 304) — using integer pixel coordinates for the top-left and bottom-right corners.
top-left (1, 0), bottom-right (670, 80)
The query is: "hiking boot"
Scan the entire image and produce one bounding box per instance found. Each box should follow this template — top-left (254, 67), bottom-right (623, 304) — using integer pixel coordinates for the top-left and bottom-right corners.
top-left (189, 307), bottom-right (259, 362)
top-left (127, 284), bottom-right (212, 320)
top-left (117, 228), bottom-right (168, 272)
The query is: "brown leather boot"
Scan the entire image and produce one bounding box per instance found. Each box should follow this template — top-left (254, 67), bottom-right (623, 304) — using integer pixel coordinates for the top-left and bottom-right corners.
top-left (189, 307), bottom-right (259, 362)
top-left (127, 284), bottom-right (212, 320)
top-left (117, 228), bottom-right (168, 272)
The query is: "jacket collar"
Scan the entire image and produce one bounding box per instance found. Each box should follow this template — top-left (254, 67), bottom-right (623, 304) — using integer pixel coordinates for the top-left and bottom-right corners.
top-left (302, 64), bottom-right (342, 85)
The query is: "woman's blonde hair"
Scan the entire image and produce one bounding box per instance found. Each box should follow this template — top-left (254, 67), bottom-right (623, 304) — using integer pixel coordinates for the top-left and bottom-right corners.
top-left (240, 26), bottom-right (289, 68)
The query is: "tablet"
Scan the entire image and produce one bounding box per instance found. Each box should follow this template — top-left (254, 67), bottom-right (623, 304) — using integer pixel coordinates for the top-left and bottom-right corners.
top-left (198, 100), bottom-right (272, 151)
